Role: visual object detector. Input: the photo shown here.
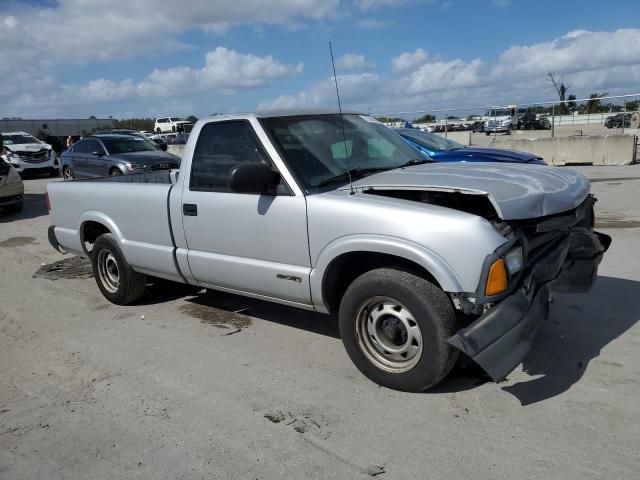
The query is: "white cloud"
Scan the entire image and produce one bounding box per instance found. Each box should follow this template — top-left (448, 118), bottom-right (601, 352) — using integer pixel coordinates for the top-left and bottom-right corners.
top-left (258, 73), bottom-right (382, 110)
top-left (260, 29), bottom-right (640, 115)
top-left (0, 0), bottom-right (340, 70)
top-left (3, 47), bottom-right (302, 116)
top-left (391, 48), bottom-right (428, 72)
top-left (335, 53), bottom-right (374, 71)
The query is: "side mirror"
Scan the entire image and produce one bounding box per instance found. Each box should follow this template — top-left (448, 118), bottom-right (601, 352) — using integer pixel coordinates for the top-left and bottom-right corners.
top-left (228, 163), bottom-right (280, 194)
top-left (159, 143), bottom-right (168, 152)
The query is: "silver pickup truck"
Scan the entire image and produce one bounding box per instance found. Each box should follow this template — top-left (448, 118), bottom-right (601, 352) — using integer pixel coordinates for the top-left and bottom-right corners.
top-left (47, 110), bottom-right (610, 392)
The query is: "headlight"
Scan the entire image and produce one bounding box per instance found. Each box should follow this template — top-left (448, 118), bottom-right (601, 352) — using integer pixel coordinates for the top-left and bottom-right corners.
top-left (126, 163), bottom-right (142, 170)
top-left (504, 247), bottom-right (523, 275)
top-left (7, 151), bottom-right (20, 163)
top-left (485, 259), bottom-right (508, 296)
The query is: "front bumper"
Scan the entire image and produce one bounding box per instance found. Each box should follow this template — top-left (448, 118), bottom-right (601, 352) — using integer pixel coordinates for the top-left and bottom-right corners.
top-left (485, 125), bottom-right (510, 133)
top-left (10, 157), bottom-right (57, 173)
top-left (448, 224), bottom-right (611, 381)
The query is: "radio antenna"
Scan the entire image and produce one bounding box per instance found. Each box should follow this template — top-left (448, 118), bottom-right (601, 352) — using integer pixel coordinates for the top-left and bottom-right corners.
top-left (329, 41), bottom-right (354, 195)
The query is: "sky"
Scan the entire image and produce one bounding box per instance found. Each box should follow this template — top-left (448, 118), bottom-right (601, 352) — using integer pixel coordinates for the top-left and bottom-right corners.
top-left (1, 0), bottom-right (639, 119)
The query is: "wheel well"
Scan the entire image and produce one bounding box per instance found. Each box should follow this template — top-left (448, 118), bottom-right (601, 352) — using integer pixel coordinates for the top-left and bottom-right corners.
top-left (81, 221), bottom-right (111, 255)
top-left (322, 252), bottom-right (440, 313)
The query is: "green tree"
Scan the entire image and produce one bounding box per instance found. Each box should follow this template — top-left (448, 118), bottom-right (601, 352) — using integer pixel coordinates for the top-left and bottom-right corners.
top-left (578, 93), bottom-right (608, 114)
top-left (185, 115), bottom-right (199, 123)
top-left (412, 114), bottom-right (435, 123)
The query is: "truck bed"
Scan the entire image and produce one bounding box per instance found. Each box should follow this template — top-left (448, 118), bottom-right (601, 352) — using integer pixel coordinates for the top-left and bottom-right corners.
top-left (84, 170), bottom-right (178, 184)
top-left (48, 174), bottom-right (182, 281)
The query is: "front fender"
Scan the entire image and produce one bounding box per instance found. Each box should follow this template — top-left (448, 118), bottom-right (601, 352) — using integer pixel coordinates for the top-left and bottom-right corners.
top-left (309, 234), bottom-right (465, 313)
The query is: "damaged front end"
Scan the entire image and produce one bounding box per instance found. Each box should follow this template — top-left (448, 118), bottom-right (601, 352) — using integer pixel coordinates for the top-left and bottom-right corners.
top-left (447, 195), bottom-right (611, 381)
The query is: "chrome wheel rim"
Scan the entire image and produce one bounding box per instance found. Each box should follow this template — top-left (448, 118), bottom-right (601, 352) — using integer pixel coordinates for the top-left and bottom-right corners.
top-left (355, 296), bottom-right (423, 373)
top-left (97, 250), bottom-right (119, 293)
top-left (110, 169), bottom-right (122, 176)
top-left (63, 168), bottom-right (74, 180)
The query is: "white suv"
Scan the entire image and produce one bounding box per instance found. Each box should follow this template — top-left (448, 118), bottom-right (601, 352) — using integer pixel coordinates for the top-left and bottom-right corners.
top-left (1, 131), bottom-right (58, 176)
top-left (154, 117), bottom-right (191, 133)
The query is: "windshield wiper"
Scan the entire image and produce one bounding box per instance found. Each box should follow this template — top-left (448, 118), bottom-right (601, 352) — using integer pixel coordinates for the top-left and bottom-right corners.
top-left (316, 167), bottom-right (389, 188)
top-left (397, 158), bottom-right (432, 168)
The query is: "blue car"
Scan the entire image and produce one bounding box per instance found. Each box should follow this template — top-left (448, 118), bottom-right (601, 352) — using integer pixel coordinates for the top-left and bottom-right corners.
top-left (394, 128), bottom-right (546, 165)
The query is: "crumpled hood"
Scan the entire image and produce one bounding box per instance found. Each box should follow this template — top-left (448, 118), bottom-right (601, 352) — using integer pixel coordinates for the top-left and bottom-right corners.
top-left (344, 162), bottom-right (590, 220)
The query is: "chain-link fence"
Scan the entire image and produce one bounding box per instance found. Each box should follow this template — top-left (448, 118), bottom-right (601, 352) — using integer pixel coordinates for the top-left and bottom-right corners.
top-left (373, 93), bottom-right (640, 147)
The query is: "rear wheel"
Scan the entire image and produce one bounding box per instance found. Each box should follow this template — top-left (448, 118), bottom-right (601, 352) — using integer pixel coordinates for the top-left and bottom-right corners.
top-left (338, 268), bottom-right (459, 392)
top-left (91, 233), bottom-right (146, 305)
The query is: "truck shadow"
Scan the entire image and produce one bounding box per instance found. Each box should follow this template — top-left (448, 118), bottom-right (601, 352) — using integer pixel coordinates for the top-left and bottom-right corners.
top-left (433, 276), bottom-right (640, 404)
top-left (0, 193), bottom-right (48, 223)
top-left (178, 290), bottom-right (341, 339)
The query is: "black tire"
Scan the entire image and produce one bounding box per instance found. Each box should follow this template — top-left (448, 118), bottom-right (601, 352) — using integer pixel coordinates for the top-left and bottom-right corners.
top-left (155, 127), bottom-right (161, 133)
top-left (91, 233), bottom-right (146, 305)
top-left (485, 132), bottom-right (490, 136)
top-left (338, 268), bottom-right (459, 392)
top-left (62, 166), bottom-right (74, 180)
top-left (171, 125), bottom-right (176, 132)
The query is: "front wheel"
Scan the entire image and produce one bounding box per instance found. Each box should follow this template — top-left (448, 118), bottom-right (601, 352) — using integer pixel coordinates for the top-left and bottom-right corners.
top-left (91, 233), bottom-right (146, 305)
top-left (109, 168), bottom-right (123, 176)
top-left (62, 166), bottom-right (74, 180)
top-left (338, 268), bottom-right (459, 392)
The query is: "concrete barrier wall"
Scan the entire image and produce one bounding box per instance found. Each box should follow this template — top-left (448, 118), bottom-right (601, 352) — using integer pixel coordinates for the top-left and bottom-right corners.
top-left (167, 145), bottom-right (185, 158)
top-left (489, 135), bottom-right (637, 166)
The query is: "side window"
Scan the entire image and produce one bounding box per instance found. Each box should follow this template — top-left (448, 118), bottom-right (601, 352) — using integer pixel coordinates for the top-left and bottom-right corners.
top-left (72, 140), bottom-right (89, 154)
top-left (190, 121), bottom-right (267, 192)
top-left (85, 139), bottom-right (105, 155)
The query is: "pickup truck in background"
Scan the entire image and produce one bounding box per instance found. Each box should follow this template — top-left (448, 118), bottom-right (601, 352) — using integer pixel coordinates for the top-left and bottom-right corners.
top-left (46, 110), bottom-right (610, 392)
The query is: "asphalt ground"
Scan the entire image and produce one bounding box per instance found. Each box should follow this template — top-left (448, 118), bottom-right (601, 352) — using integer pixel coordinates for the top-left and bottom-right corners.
top-left (1, 165), bottom-right (639, 479)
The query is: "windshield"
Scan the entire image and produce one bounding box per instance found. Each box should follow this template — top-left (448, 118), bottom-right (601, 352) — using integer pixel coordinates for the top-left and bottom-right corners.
top-left (399, 129), bottom-right (465, 151)
top-left (261, 114), bottom-right (424, 192)
top-left (487, 109), bottom-right (511, 117)
top-left (2, 133), bottom-right (40, 145)
top-left (101, 137), bottom-right (156, 154)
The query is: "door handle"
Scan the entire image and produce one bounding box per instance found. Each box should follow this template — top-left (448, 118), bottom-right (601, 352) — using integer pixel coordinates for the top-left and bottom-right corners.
top-left (183, 203), bottom-right (198, 216)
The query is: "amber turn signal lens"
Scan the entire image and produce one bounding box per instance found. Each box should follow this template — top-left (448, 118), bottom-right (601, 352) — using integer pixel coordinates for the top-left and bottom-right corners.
top-left (485, 259), bottom-right (508, 296)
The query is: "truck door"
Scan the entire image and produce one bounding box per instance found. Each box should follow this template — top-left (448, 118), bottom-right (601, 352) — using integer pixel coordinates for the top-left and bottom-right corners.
top-left (180, 120), bottom-right (312, 307)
